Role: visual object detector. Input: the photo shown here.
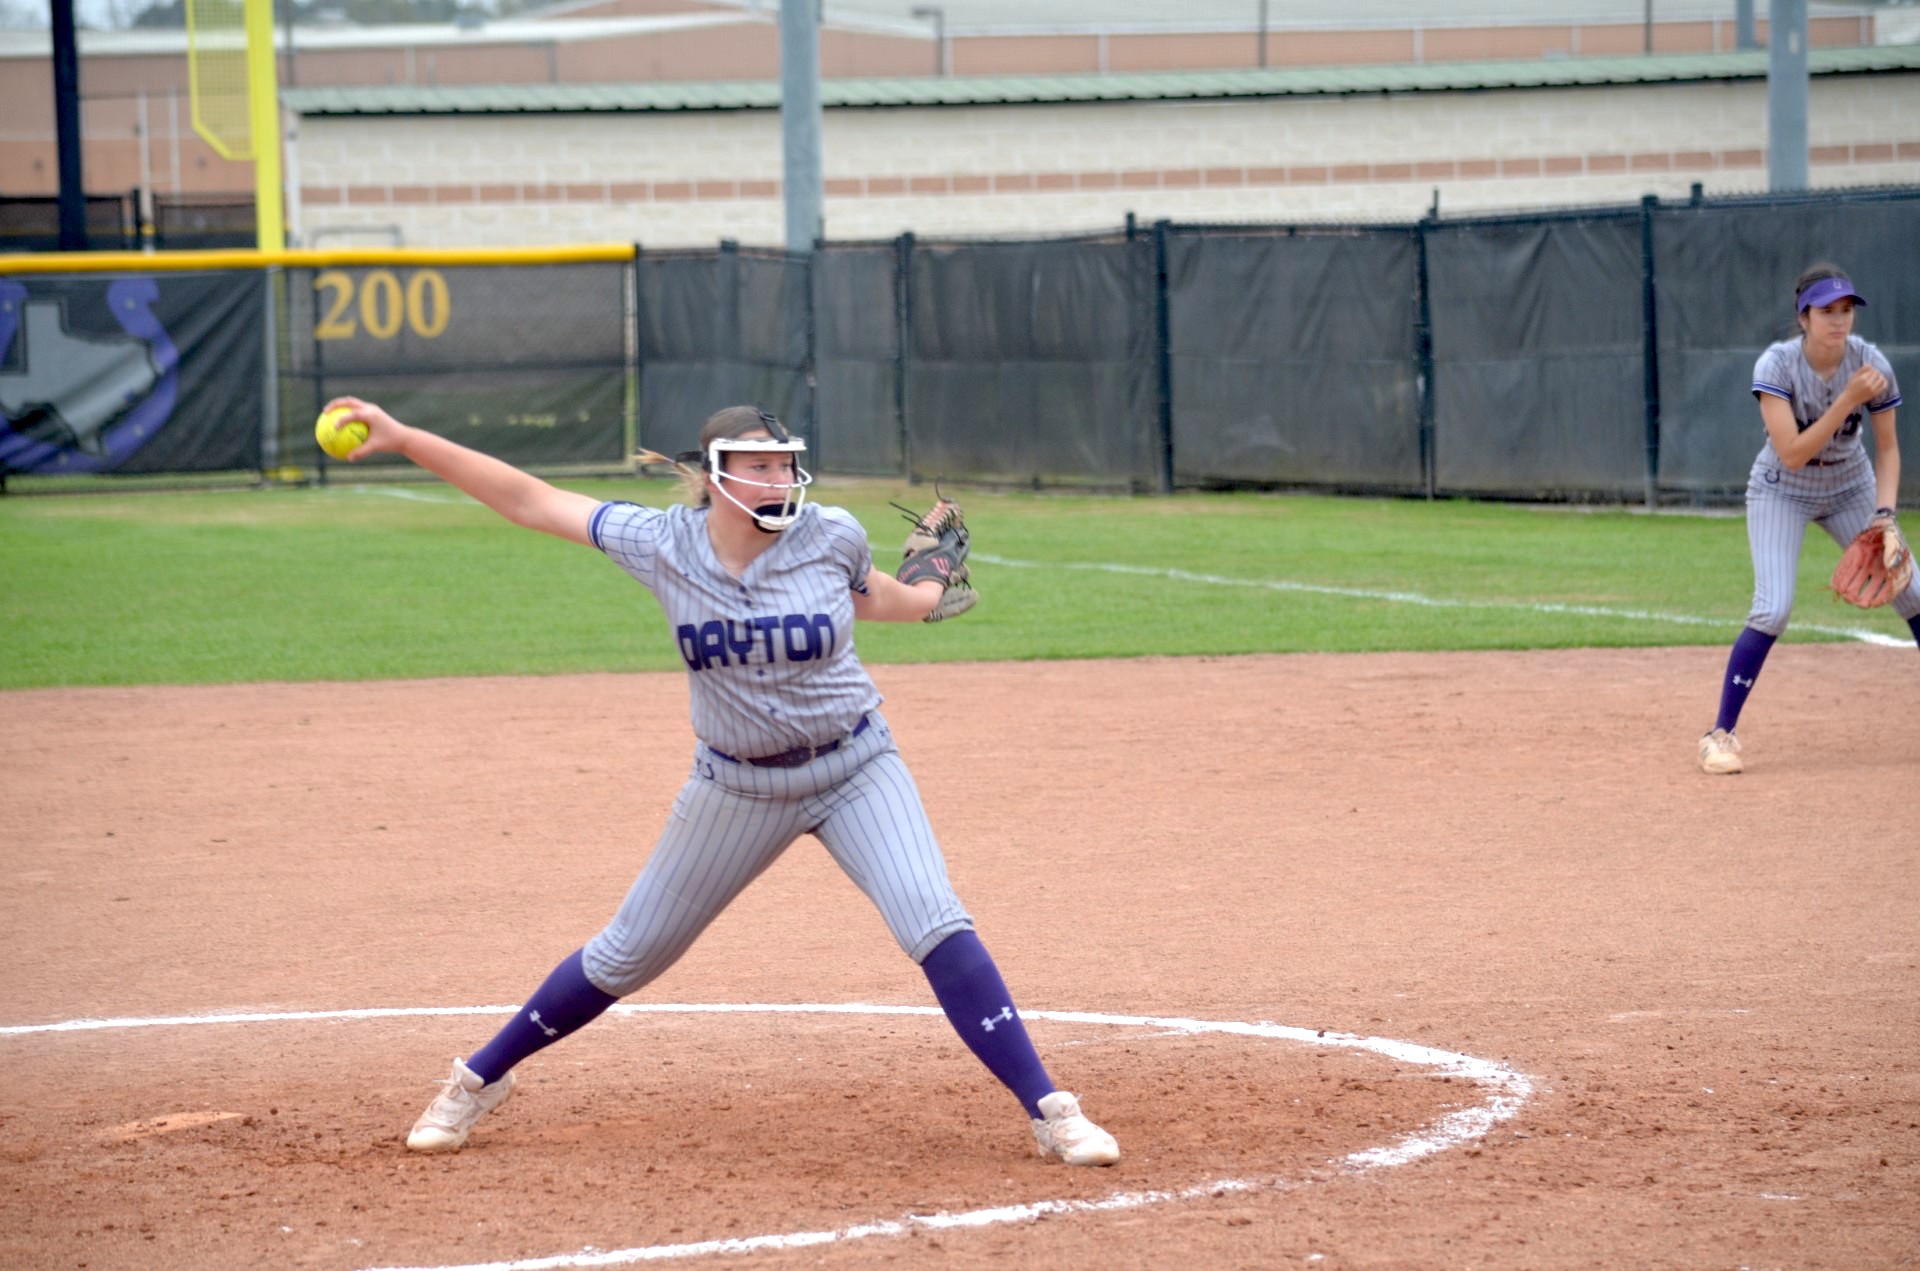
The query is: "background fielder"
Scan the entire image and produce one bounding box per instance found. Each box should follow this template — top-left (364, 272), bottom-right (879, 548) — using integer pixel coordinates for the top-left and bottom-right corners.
top-left (321, 396), bottom-right (1120, 1167)
top-left (1698, 265), bottom-right (1920, 775)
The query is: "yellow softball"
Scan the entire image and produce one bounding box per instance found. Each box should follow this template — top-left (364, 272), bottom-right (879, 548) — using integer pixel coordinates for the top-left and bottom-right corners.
top-left (315, 406), bottom-right (369, 460)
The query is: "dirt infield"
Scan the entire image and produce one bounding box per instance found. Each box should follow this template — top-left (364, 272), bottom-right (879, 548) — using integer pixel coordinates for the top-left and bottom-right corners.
top-left (3, 646), bottom-right (1917, 1270)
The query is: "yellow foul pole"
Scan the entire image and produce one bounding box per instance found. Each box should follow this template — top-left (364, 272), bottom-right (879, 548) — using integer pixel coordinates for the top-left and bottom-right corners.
top-left (246, 0), bottom-right (284, 251)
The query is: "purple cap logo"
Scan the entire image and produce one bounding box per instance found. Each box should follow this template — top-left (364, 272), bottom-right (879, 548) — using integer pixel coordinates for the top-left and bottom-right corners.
top-left (1796, 276), bottom-right (1867, 313)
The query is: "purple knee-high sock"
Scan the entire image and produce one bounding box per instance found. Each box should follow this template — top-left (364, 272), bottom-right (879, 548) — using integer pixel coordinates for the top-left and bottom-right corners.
top-left (1908, 614), bottom-right (1920, 648)
top-left (465, 949), bottom-right (619, 1085)
top-left (1715, 626), bottom-right (1777, 733)
top-left (921, 930), bottom-right (1055, 1118)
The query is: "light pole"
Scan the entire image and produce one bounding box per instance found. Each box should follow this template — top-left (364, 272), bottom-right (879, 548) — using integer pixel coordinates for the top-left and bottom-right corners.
top-left (911, 5), bottom-right (947, 76)
top-left (281, 0), bottom-right (296, 87)
top-left (780, 0), bottom-right (823, 253)
top-left (1768, 0), bottom-right (1808, 191)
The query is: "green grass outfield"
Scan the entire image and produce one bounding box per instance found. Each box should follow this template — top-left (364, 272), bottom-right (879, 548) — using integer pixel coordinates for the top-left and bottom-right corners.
top-left (2, 477), bottom-right (1911, 689)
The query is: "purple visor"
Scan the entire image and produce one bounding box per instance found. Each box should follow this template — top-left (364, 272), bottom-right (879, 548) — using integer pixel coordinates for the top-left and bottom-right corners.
top-left (1796, 276), bottom-right (1867, 313)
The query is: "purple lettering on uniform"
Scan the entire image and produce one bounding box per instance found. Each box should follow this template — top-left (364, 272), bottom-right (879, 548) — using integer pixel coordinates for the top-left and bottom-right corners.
top-left (675, 624), bottom-right (702, 670)
top-left (781, 614), bottom-right (815, 661)
top-left (697, 621), bottom-right (730, 668)
top-left (749, 615), bottom-right (782, 661)
top-left (679, 614), bottom-right (836, 670)
top-left (725, 620), bottom-right (756, 663)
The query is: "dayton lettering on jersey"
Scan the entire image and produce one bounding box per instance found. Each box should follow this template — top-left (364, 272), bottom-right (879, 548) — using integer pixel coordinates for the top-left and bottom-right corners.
top-left (676, 613), bottom-right (838, 671)
top-left (1799, 406), bottom-right (1863, 437)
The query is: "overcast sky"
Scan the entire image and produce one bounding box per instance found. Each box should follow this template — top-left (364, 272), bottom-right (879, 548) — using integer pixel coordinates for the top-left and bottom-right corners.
top-left (8, 0), bottom-right (124, 29)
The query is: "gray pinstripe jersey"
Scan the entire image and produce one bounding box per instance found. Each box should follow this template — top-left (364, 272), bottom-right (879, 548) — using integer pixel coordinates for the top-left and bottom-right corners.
top-left (588, 500), bottom-right (883, 759)
top-left (1741, 334), bottom-right (1920, 633)
top-left (577, 499), bottom-right (975, 986)
top-left (1751, 335), bottom-right (1902, 466)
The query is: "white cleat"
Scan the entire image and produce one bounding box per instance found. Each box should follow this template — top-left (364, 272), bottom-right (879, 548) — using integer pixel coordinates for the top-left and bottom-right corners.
top-left (1697, 728), bottom-right (1743, 775)
top-left (407, 1057), bottom-right (515, 1153)
top-left (1031, 1091), bottom-right (1120, 1166)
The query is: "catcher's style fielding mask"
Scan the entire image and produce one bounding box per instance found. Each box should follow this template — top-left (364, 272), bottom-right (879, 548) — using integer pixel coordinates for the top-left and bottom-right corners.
top-left (702, 409), bottom-right (813, 533)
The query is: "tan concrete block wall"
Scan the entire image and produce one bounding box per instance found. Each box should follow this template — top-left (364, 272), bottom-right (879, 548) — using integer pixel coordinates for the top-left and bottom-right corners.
top-left (288, 75), bottom-right (1920, 249)
top-left (0, 13), bottom-right (1891, 202)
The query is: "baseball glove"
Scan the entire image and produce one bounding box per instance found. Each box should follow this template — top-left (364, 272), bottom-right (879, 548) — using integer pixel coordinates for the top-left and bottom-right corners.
top-left (1831, 512), bottom-right (1914, 608)
top-left (893, 495), bottom-right (976, 622)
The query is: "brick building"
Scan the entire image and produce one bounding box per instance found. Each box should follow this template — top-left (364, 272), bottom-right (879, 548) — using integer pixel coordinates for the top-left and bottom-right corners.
top-left (1, 1), bottom-right (1915, 247)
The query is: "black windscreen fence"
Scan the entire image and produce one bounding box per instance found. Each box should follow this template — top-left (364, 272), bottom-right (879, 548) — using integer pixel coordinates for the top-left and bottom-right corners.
top-left (1, 270), bottom-right (264, 476)
top-left (1426, 212), bottom-right (1649, 499)
top-left (1167, 228), bottom-right (1422, 491)
top-left (633, 247), bottom-right (810, 464)
top-left (5, 187), bottom-right (1917, 504)
top-left (283, 260), bottom-right (633, 473)
top-left (1652, 197), bottom-right (1920, 497)
top-left (0, 194), bottom-right (138, 253)
top-left (812, 243), bottom-right (903, 477)
top-left (151, 195), bottom-right (258, 251)
top-left (903, 237), bottom-right (1158, 488)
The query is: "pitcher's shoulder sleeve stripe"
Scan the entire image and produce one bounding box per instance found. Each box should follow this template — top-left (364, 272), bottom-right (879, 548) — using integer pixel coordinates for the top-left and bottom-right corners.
top-left (1752, 380), bottom-right (1792, 400)
top-left (1752, 342), bottom-right (1796, 389)
top-left (589, 501), bottom-right (641, 551)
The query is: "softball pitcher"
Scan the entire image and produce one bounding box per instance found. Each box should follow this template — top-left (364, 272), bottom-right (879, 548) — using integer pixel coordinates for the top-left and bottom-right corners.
top-left (1698, 265), bottom-right (1920, 775)
top-left (323, 396), bottom-right (1118, 1166)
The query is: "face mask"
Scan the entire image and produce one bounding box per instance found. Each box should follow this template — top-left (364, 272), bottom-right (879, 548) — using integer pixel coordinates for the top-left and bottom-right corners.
top-left (707, 436), bottom-right (814, 533)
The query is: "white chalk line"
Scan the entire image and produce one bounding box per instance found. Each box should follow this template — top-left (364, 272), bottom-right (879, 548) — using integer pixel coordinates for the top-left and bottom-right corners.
top-left (973, 552), bottom-right (1912, 648)
top-left (344, 485), bottom-right (476, 505)
top-left (324, 496), bottom-right (1909, 646)
top-left (2, 1001), bottom-right (1532, 1271)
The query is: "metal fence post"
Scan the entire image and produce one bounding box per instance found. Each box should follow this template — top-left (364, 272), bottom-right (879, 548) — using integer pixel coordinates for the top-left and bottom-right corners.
top-left (1639, 194), bottom-right (1662, 509)
top-left (802, 244), bottom-right (819, 468)
top-left (720, 238), bottom-right (741, 406)
top-left (894, 231), bottom-right (915, 481)
top-left (308, 262), bottom-right (330, 486)
top-left (626, 241), bottom-right (642, 463)
top-left (1152, 219), bottom-right (1174, 495)
top-left (1414, 213), bottom-right (1437, 499)
top-left (261, 265), bottom-right (281, 480)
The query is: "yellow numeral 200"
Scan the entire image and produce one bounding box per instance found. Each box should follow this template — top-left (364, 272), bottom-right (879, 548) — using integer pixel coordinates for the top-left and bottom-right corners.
top-left (313, 269), bottom-right (451, 340)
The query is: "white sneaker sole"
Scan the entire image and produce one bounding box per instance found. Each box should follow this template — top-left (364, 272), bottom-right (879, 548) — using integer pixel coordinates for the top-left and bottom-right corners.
top-left (406, 1070), bottom-right (515, 1152)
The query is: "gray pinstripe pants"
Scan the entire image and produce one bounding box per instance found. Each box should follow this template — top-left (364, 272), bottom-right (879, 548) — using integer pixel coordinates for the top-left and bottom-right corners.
top-left (581, 712), bottom-right (974, 997)
top-left (1744, 455), bottom-right (1920, 634)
